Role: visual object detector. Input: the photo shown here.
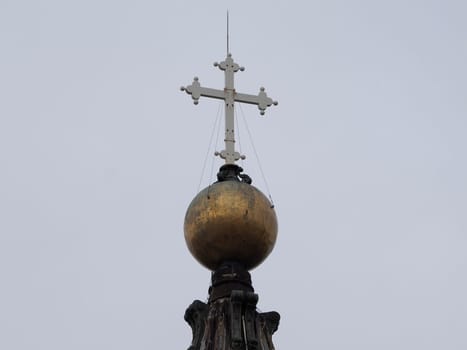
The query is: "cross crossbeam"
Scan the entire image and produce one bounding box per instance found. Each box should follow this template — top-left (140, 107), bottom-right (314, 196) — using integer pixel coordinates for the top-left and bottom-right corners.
top-left (181, 54), bottom-right (278, 165)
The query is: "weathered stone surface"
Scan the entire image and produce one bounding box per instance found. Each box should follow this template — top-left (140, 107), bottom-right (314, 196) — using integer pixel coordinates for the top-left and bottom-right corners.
top-left (184, 262), bottom-right (279, 350)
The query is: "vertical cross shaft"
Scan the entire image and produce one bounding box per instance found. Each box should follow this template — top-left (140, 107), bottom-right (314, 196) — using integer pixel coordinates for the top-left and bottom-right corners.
top-left (181, 54), bottom-right (278, 165)
top-left (216, 54), bottom-right (242, 164)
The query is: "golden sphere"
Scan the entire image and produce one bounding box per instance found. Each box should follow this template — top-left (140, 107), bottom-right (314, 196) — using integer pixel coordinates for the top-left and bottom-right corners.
top-left (184, 180), bottom-right (278, 271)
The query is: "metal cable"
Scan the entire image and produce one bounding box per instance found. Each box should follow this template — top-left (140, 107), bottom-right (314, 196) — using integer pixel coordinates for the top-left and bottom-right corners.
top-left (207, 102), bottom-right (224, 198)
top-left (238, 103), bottom-right (275, 208)
top-left (197, 101), bottom-right (222, 194)
top-left (234, 106), bottom-right (244, 168)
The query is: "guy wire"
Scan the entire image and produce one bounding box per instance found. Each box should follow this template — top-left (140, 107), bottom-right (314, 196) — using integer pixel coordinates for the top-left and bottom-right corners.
top-left (234, 106), bottom-right (244, 167)
top-left (207, 102), bottom-right (224, 198)
top-left (238, 103), bottom-right (275, 208)
top-left (197, 101), bottom-right (222, 194)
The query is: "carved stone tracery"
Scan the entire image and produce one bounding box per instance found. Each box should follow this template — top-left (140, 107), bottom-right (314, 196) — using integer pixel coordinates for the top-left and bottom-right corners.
top-left (184, 262), bottom-right (280, 350)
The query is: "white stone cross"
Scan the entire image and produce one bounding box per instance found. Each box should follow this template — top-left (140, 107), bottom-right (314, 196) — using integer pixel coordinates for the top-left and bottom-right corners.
top-left (181, 54), bottom-right (278, 165)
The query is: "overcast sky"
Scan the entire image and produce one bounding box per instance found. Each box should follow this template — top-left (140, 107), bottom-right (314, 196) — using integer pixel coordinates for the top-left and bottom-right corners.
top-left (1, 1), bottom-right (466, 349)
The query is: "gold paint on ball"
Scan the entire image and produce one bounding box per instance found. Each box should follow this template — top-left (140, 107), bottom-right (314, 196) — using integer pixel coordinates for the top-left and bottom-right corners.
top-left (184, 181), bottom-right (278, 271)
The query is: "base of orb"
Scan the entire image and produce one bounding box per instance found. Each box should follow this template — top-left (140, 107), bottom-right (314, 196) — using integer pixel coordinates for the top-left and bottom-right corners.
top-left (184, 262), bottom-right (280, 350)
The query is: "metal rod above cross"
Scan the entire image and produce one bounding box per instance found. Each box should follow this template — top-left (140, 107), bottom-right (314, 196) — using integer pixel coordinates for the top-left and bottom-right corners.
top-left (181, 53), bottom-right (278, 165)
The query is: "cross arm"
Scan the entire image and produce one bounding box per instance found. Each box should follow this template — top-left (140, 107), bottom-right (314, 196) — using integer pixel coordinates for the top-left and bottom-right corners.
top-left (180, 77), bottom-right (225, 105)
top-left (234, 87), bottom-right (278, 115)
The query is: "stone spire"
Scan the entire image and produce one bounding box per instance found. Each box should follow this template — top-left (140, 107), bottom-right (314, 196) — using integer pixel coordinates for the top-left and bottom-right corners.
top-left (184, 262), bottom-right (280, 350)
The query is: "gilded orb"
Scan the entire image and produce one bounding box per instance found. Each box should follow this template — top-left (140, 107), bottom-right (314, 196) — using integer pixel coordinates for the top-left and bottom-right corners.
top-left (184, 180), bottom-right (278, 271)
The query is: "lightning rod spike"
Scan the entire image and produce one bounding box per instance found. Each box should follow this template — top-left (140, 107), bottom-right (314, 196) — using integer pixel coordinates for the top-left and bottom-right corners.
top-left (227, 10), bottom-right (230, 55)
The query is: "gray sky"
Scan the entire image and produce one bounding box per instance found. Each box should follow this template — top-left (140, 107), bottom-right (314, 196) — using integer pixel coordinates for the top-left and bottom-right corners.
top-left (1, 1), bottom-right (466, 349)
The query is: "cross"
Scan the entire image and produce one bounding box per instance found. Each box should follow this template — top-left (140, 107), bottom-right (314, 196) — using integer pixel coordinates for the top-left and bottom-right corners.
top-left (181, 53), bottom-right (278, 165)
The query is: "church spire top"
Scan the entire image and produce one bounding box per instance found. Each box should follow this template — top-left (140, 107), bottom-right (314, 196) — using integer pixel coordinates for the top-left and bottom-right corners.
top-left (180, 20), bottom-right (281, 348)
